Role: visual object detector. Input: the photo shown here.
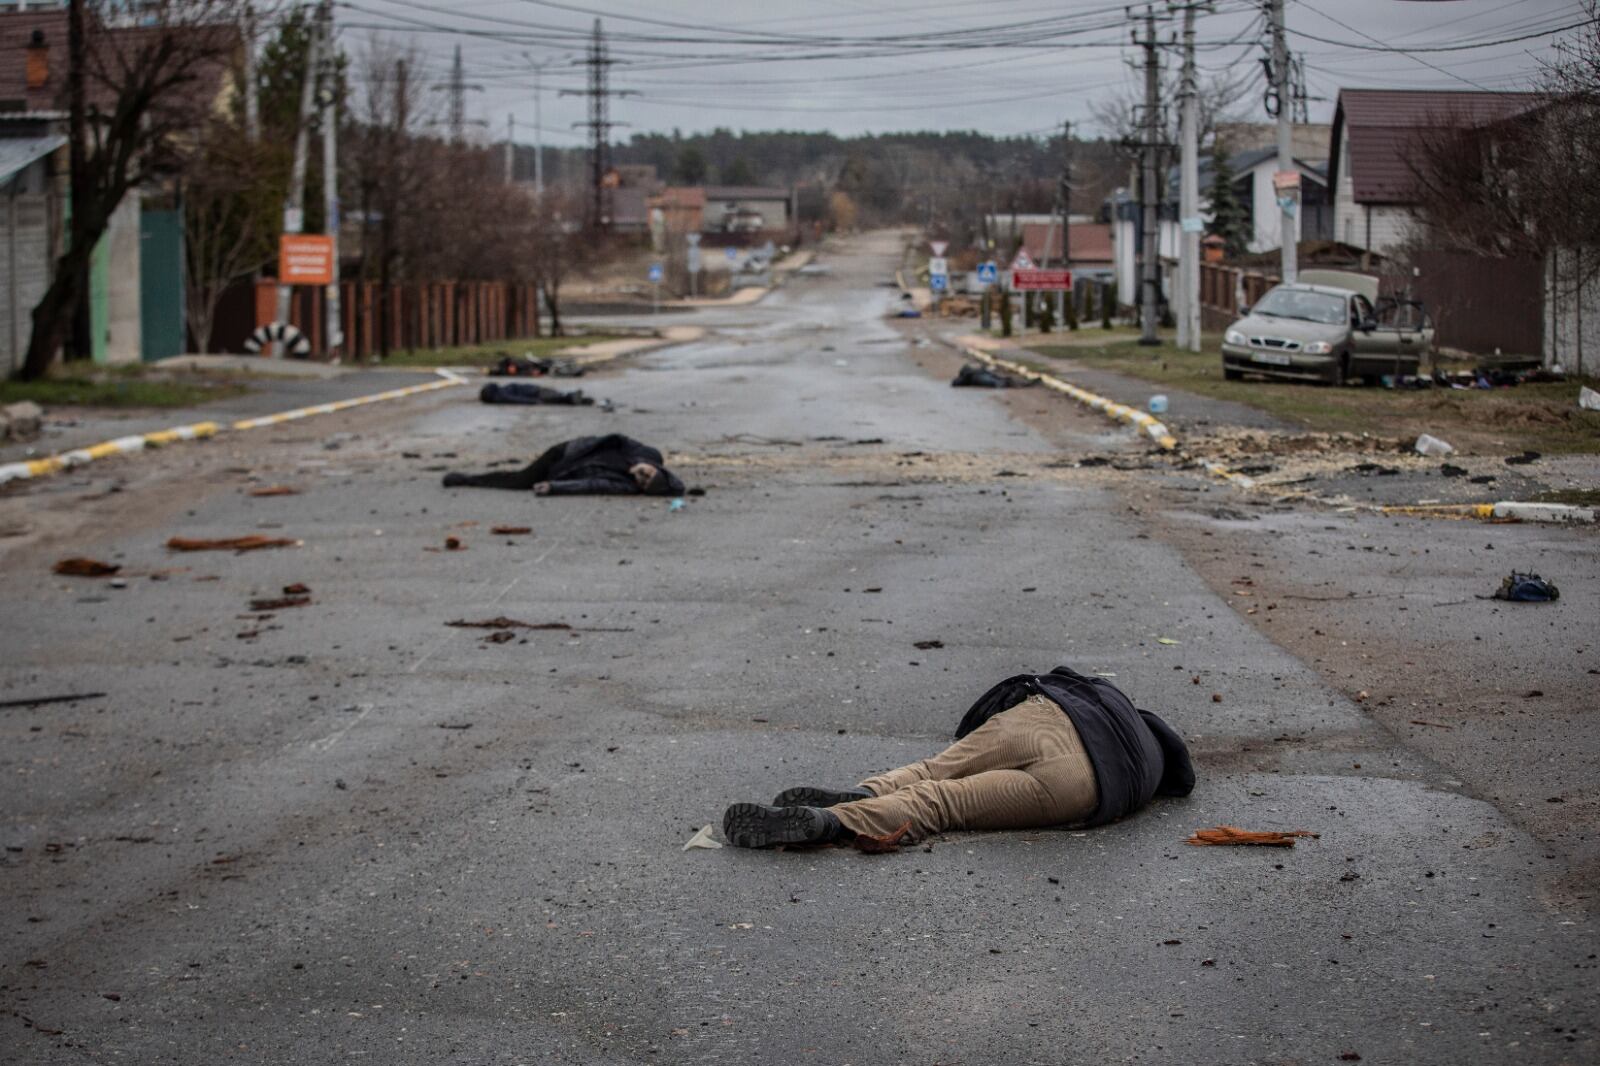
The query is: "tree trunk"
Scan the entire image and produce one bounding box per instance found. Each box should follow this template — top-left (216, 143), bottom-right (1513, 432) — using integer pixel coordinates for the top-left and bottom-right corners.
top-left (545, 279), bottom-right (562, 337)
top-left (20, 240), bottom-right (92, 380)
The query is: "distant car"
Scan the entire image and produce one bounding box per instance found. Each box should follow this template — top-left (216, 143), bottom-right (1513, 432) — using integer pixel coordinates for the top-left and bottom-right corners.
top-left (1219, 270), bottom-right (1434, 385)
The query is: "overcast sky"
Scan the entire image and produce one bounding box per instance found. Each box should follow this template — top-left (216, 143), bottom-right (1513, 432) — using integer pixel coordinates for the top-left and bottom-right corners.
top-left (332, 0), bottom-right (1589, 147)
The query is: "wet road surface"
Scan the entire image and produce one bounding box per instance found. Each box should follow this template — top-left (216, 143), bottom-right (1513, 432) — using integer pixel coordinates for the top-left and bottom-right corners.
top-left (2, 231), bottom-right (1596, 1064)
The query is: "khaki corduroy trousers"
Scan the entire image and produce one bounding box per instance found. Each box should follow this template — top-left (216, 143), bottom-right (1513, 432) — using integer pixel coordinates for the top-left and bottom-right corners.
top-left (830, 694), bottom-right (1099, 841)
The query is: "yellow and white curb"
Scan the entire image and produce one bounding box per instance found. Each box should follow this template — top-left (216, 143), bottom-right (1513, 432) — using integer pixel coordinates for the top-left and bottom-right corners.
top-left (959, 342), bottom-right (1178, 451)
top-left (231, 369), bottom-right (467, 430)
top-left (1378, 501), bottom-right (1596, 524)
top-left (0, 368), bottom-right (467, 487)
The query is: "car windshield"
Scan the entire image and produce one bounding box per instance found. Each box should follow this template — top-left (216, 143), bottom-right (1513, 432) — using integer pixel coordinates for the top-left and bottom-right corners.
top-left (1252, 288), bottom-right (1346, 325)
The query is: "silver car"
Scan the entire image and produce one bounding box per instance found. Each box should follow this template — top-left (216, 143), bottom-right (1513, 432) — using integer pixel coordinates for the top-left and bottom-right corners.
top-left (1219, 271), bottom-right (1434, 385)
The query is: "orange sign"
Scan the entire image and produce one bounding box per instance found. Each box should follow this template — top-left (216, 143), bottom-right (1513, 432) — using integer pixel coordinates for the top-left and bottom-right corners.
top-left (279, 235), bottom-right (334, 285)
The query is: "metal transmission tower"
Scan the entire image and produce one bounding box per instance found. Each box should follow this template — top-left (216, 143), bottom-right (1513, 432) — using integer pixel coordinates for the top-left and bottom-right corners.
top-left (563, 20), bottom-right (636, 230)
top-left (434, 45), bottom-right (483, 143)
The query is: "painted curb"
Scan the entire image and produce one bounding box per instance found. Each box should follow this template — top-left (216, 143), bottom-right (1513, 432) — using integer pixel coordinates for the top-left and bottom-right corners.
top-left (1379, 501), bottom-right (1597, 524)
top-left (0, 368), bottom-right (467, 487)
top-left (959, 341), bottom-right (1178, 451)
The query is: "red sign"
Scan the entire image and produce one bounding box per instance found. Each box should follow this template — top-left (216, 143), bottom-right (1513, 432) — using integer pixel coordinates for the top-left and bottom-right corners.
top-left (279, 235), bottom-right (334, 285)
top-left (1010, 248), bottom-right (1036, 271)
top-left (1011, 268), bottom-right (1073, 292)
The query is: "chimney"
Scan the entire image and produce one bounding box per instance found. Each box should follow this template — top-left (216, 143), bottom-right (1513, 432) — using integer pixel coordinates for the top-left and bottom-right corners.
top-left (26, 30), bottom-right (48, 90)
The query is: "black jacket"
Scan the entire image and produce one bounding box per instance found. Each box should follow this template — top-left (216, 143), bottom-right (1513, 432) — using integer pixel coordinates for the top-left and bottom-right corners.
top-left (442, 434), bottom-right (685, 496)
top-left (954, 666), bottom-right (1195, 827)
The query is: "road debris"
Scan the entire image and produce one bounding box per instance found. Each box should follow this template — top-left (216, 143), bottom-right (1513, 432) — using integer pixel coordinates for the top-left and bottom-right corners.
top-left (913, 640), bottom-right (945, 650)
top-left (445, 536), bottom-right (464, 550)
top-left (248, 486), bottom-right (300, 497)
top-left (446, 618), bottom-right (572, 630)
top-left (1409, 719), bottom-right (1454, 729)
top-left (249, 595), bottom-right (312, 611)
top-left (683, 825), bottom-right (723, 851)
top-left (1504, 450), bottom-right (1541, 465)
top-left (53, 558), bottom-right (121, 577)
top-left (1489, 572), bottom-right (1560, 602)
top-left (1580, 385), bottom-right (1600, 411)
top-left (1185, 826), bottom-right (1319, 847)
top-left (0, 692), bottom-right (107, 711)
top-left (1412, 434), bottom-right (1454, 457)
top-left (482, 630), bottom-right (517, 644)
top-left (491, 525), bottom-right (532, 535)
top-left (167, 535), bottom-right (300, 552)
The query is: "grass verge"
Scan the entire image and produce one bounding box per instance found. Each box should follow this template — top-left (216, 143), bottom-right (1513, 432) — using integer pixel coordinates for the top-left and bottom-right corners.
top-left (378, 334), bottom-right (620, 368)
top-left (0, 366), bottom-right (248, 408)
top-left (1027, 336), bottom-right (1600, 455)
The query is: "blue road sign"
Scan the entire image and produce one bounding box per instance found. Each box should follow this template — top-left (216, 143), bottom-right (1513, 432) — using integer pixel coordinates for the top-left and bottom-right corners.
top-left (648, 263), bottom-right (664, 283)
top-left (929, 273), bottom-right (949, 293)
top-left (725, 246), bottom-right (738, 261)
top-left (976, 261), bottom-right (998, 285)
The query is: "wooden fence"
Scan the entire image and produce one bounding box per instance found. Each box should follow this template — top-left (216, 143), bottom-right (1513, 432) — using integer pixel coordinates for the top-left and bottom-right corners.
top-left (245, 279), bottom-right (542, 359)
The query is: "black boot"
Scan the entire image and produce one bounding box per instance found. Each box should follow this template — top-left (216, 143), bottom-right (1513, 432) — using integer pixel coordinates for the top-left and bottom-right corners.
top-left (771, 786), bottom-right (872, 808)
top-left (722, 804), bottom-right (847, 848)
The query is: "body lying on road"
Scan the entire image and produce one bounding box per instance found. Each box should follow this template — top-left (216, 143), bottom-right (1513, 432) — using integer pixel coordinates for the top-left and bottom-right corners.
top-left (724, 666), bottom-right (1195, 848)
top-left (442, 433), bottom-right (685, 496)
top-left (479, 382), bottom-right (594, 406)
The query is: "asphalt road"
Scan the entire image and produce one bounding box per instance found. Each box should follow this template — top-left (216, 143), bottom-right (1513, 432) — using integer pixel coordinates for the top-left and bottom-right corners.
top-left (2, 231), bottom-right (1596, 1064)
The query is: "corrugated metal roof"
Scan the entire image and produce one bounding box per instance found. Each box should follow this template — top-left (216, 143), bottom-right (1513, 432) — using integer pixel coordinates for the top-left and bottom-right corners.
top-left (0, 131), bottom-right (63, 182)
top-left (1331, 89), bottom-right (1540, 205)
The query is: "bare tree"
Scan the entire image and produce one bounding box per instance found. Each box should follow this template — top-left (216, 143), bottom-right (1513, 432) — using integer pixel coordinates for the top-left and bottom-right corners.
top-left (182, 118), bottom-right (280, 352)
top-left (18, 0), bottom-right (251, 380)
top-left (1407, 4), bottom-right (1600, 286)
top-left (528, 190), bottom-right (590, 337)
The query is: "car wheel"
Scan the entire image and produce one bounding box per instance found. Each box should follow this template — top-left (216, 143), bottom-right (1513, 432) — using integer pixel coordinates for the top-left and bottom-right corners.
top-left (1329, 355), bottom-right (1349, 387)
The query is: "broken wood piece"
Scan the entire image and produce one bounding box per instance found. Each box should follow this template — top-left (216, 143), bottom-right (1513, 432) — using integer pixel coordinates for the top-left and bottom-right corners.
top-left (1184, 826), bottom-right (1319, 848)
top-left (248, 486), bottom-right (300, 497)
top-left (491, 525), bottom-right (532, 535)
top-left (167, 535), bottom-right (300, 553)
top-left (53, 558), bottom-right (121, 577)
top-left (0, 692), bottom-right (107, 711)
top-left (248, 595), bottom-right (312, 611)
top-left (446, 618), bottom-right (572, 631)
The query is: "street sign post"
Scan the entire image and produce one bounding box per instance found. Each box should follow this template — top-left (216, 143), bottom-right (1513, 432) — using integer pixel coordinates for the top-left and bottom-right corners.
top-left (976, 261), bottom-right (998, 286)
top-left (1010, 249), bottom-right (1036, 271)
top-left (686, 233), bottom-right (702, 296)
top-left (725, 246), bottom-right (738, 263)
top-left (928, 255), bottom-right (949, 298)
top-left (649, 262), bottom-right (663, 313)
top-left (279, 234), bottom-right (334, 285)
top-left (930, 273), bottom-right (949, 293)
top-left (929, 240), bottom-right (949, 257)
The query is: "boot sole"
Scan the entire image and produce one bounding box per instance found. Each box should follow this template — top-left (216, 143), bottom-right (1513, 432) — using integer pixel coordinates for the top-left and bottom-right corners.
top-left (723, 803), bottom-right (826, 848)
top-left (771, 786), bottom-right (870, 808)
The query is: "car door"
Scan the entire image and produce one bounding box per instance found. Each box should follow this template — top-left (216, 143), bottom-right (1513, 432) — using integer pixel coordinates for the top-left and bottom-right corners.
top-left (1347, 293), bottom-right (1400, 377)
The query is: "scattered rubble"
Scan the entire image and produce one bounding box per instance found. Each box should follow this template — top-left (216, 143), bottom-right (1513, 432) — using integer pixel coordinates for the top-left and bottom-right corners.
top-left (167, 535), bottom-right (300, 552)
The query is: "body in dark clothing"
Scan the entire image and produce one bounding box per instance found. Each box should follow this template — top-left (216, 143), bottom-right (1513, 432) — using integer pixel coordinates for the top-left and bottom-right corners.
top-left (722, 666), bottom-right (1195, 849)
top-left (480, 381), bottom-right (593, 406)
top-left (952, 364), bottom-right (1035, 389)
top-left (441, 434), bottom-right (686, 497)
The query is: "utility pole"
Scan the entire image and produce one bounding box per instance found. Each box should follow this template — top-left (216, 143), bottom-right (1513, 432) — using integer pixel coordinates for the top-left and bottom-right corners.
top-left (505, 114), bottom-right (514, 184)
top-left (242, 3), bottom-right (260, 141)
top-left (1267, 0), bottom-right (1297, 283)
top-left (1175, 2), bottom-right (1206, 353)
top-left (1137, 6), bottom-right (1162, 346)
top-left (564, 20), bottom-right (636, 231)
top-left (67, 0), bottom-right (89, 360)
top-left (533, 62), bottom-right (545, 195)
top-left (275, 1), bottom-right (323, 354)
top-left (318, 0), bottom-right (341, 359)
